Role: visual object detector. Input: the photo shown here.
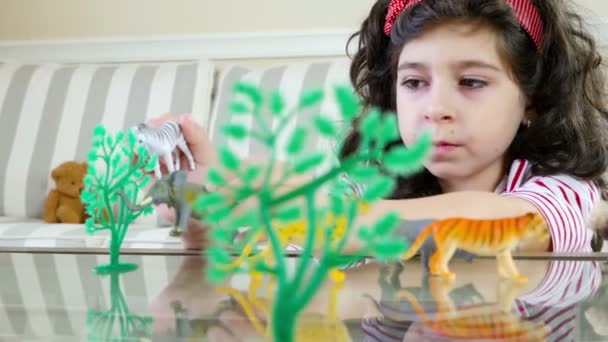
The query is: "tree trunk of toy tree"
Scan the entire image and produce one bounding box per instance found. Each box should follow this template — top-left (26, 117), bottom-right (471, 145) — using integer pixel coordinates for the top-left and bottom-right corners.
top-left (110, 238), bottom-right (119, 265)
top-left (94, 227), bottom-right (138, 274)
top-left (272, 291), bottom-right (296, 342)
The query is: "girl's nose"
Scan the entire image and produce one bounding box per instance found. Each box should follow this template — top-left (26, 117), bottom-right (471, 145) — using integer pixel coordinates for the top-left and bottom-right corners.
top-left (423, 85), bottom-right (455, 122)
top-left (424, 110), bottom-right (454, 122)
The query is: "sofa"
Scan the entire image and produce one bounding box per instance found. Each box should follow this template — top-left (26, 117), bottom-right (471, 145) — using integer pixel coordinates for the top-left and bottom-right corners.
top-left (0, 51), bottom-right (353, 250)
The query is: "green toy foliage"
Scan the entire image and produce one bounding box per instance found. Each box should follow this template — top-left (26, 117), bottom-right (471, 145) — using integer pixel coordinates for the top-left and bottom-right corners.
top-left (191, 81), bottom-right (432, 342)
top-left (81, 124), bottom-right (158, 274)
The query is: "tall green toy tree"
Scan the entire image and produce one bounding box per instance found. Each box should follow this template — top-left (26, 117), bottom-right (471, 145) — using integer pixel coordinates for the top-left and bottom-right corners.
top-left (81, 125), bottom-right (157, 274)
top-left (193, 81), bottom-right (432, 342)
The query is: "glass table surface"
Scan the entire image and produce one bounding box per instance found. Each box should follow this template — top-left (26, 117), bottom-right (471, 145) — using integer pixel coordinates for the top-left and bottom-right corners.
top-left (0, 248), bottom-right (607, 341)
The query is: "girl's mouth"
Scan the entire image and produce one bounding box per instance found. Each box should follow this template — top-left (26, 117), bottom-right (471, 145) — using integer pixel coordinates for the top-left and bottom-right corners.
top-left (432, 141), bottom-right (461, 154)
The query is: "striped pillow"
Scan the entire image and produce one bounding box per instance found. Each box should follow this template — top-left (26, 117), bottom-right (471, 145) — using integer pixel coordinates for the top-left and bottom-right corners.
top-left (208, 58), bottom-right (353, 177)
top-left (0, 59), bottom-right (215, 223)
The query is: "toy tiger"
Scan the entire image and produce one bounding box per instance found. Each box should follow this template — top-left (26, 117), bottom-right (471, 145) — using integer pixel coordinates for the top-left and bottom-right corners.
top-left (133, 120), bottom-right (196, 179)
top-left (401, 212), bottom-right (550, 282)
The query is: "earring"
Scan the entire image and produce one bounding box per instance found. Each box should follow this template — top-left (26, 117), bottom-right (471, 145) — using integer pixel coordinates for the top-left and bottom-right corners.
top-left (523, 119), bottom-right (531, 128)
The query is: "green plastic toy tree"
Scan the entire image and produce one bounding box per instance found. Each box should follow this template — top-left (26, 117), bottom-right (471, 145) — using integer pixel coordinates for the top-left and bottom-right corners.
top-left (81, 125), bottom-right (157, 274)
top-left (193, 81), bottom-right (432, 342)
top-left (87, 269), bottom-right (154, 340)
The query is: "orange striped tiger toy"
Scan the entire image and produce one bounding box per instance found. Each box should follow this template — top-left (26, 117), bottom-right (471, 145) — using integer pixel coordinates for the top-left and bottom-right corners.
top-left (401, 212), bottom-right (550, 282)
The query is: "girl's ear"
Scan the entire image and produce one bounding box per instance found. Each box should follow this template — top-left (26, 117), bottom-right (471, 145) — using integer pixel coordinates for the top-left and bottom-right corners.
top-left (523, 104), bottom-right (536, 127)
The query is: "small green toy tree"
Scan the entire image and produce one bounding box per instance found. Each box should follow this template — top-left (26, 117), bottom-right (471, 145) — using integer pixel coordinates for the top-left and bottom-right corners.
top-left (81, 125), bottom-right (157, 274)
top-left (193, 81), bottom-right (432, 342)
top-left (87, 269), bottom-right (154, 340)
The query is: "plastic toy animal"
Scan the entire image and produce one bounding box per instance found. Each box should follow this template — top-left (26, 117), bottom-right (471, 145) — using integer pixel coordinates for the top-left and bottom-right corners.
top-left (219, 201), bottom-right (371, 274)
top-left (133, 120), bottom-right (196, 179)
top-left (401, 212), bottom-right (550, 282)
top-left (393, 277), bottom-right (549, 341)
top-left (117, 171), bottom-right (209, 236)
top-left (170, 301), bottom-right (232, 339)
top-left (401, 218), bottom-right (476, 272)
top-left (217, 272), bottom-right (349, 341)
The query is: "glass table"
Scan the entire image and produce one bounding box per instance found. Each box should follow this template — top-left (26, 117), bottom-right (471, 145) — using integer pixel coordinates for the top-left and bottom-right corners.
top-left (0, 247), bottom-right (606, 341)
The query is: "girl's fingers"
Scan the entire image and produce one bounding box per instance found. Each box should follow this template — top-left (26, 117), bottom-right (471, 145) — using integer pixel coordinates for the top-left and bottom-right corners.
top-left (181, 219), bottom-right (209, 249)
top-left (146, 112), bottom-right (179, 127)
top-left (179, 113), bottom-right (217, 166)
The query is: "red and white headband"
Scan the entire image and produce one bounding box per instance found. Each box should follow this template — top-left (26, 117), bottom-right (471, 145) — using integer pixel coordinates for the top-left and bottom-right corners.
top-left (384, 0), bottom-right (544, 49)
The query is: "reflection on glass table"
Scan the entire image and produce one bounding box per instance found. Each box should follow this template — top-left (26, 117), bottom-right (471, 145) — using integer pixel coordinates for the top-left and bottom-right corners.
top-left (0, 251), bottom-right (606, 341)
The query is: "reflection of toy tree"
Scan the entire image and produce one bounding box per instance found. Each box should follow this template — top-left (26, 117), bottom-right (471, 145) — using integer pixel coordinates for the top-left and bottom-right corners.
top-left (87, 270), bottom-right (154, 341)
top-left (194, 82), bottom-right (432, 342)
top-left (81, 125), bottom-right (157, 274)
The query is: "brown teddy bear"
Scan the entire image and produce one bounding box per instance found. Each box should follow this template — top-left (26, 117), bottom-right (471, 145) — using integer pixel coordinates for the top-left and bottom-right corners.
top-left (43, 161), bottom-right (88, 224)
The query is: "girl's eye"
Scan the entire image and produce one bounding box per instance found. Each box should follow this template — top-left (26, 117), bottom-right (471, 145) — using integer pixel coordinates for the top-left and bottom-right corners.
top-left (401, 78), bottom-right (427, 89)
top-left (460, 78), bottom-right (487, 88)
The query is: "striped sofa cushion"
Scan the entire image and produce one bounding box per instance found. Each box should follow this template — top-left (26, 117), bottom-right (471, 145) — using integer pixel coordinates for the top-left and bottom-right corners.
top-left (0, 59), bottom-right (215, 224)
top-left (208, 58), bottom-right (353, 177)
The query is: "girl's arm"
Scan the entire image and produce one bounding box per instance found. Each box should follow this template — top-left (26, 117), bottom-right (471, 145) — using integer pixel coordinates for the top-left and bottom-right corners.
top-left (358, 190), bottom-right (539, 222)
top-left (342, 191), bottom-right (548, 254)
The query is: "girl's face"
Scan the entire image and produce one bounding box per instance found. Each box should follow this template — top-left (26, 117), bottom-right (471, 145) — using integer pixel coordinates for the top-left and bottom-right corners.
top-left (396, 21), bottom-right (529, 192)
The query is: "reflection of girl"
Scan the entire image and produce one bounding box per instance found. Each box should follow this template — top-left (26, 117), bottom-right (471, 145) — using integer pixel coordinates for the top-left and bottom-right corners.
top-left (569, 262), bottom-right (608, 340)
top-left (362, 260), bottom-right (601, 341)
top-left (511, 260), bottom-right (602, 340)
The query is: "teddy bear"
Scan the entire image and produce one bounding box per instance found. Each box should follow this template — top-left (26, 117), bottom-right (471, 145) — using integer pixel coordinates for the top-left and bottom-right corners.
top-left (43, 161), bottom-right (88, 224)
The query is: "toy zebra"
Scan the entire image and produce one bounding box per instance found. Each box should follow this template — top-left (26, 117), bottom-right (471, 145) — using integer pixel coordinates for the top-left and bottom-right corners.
top-left (133, 120), bottom-right (196, 179)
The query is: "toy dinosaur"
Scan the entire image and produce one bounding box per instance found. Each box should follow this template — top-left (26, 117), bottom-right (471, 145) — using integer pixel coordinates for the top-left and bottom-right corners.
top-left (117, 170), bottom-right (209, 237)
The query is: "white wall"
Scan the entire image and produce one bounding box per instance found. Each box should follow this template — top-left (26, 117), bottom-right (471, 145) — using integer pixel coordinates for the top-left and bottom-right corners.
top-left (0, 0), bottom-right (603, 41)
top-left (0, 0), bottom-right (376, 40)
top-left (0, 0), bottom-right (606, 66)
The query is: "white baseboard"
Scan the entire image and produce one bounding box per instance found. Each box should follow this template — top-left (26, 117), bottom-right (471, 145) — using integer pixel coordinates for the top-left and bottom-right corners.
top-left (0, 29), bottom-right (358, 63)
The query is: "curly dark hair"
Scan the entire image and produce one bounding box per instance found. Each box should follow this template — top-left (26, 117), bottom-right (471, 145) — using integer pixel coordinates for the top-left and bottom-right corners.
top-left (341, 0), bottom-right (608, 250)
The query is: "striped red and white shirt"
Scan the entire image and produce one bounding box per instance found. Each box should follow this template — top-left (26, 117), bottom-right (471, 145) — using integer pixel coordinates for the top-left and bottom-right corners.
top-left (497, 159), bottom-right (602, 253)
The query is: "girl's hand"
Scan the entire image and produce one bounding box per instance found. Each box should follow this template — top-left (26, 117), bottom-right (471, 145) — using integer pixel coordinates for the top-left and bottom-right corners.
top-left (145, 112), bottom-right (218, 176)
top-left (148, 256), bottom-right (227, 335)
top-left (142, 113), bottom-right (217, 249)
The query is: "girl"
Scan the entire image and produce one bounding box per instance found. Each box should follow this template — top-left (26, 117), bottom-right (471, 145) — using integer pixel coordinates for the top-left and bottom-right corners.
top-left (338, 0), bottom-right (608, 253)
top-left (153, 0), bottom-right (608, 254)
